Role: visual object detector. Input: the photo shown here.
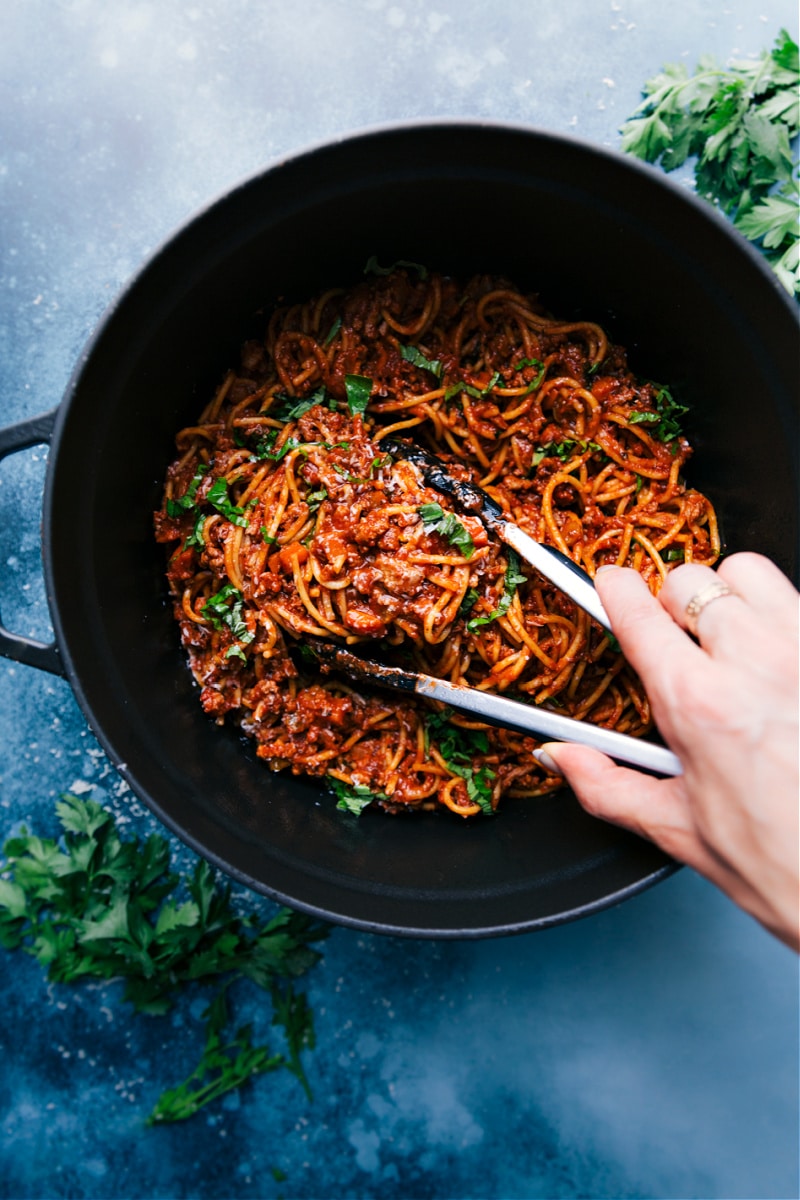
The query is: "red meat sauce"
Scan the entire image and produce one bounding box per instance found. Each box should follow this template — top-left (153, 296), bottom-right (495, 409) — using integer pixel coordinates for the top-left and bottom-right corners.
top-left (155, 268), bottom-right (716, 814)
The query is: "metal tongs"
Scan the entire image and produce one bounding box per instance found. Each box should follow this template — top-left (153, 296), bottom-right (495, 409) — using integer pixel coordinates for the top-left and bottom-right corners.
top-left (382, 436), bottom-right (612, 633)
top-left (317, 436), bottom-right (680, 776)
top-left (311, 641), bottom-right (681, 776)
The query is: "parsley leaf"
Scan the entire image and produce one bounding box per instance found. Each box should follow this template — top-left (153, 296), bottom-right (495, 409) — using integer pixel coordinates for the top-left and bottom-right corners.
top-left (516, 357), bottom-right (547, 390)
top-left (304, 488), bottom-right (327, 512)
top-left (627, 385), bottom-right (688, 443)
top-left (418, 502), bottom-right (475, 559)
top-left (400, 344), bottom-right (443, 378)
top-left (424, 710), bottom-right (495, 816)
top-left (266, 436), bottom-right (302, 463)
top-left (206, 478), bottom-right (248, 527)
top-left (344, 374), bottom-right (373, 416)
top-left (621, 30), bottom-right (800, 294)
top-left (467, 549), bottom-right (527, 632)
top-left (531, 438), bottom-right (604, 466)
top-left (458, 587), bottom-right (479, 615)
top-left (184, 509), bottom-right (207, 550)
top-left (270, 394), bottom-right (316, 422)
top-left (323, 316), bottom-right (342, 346)
top-left (328, 778), bottom-right (387, 816)
top-left (166, 464), bottom-right (208, 517)
top-left (444, 372), bottom-right (501, 402)
top-left (201, 584), bottom-right (255, 655)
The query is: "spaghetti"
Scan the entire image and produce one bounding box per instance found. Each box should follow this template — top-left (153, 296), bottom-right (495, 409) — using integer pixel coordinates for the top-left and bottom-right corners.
top-left (155, 266), bottom-right (720, 817)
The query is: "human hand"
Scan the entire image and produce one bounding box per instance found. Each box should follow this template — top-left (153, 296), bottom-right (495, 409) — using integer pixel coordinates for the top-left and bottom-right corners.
top-left (533, 553), bottom-right (799, 951)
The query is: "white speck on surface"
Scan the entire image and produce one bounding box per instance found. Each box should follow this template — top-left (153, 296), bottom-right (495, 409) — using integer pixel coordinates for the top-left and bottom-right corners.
top-left (98, 47), bottom-right (118, 69)
top-left (426, 11), bottom-right (450, 34)
top-left (347, 1118), bottom-right (381, 1173)
top-left (68, 778), bottom-right (94, 795)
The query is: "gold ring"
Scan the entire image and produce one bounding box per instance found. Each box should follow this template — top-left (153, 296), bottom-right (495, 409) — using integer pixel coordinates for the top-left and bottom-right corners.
top-left (685, 580), bottom-right (734, 637)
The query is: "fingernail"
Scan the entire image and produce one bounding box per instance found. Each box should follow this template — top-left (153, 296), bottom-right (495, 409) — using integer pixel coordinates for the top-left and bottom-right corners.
top-left (532, 748), bottom-right (561, 774)
top-left (596, 564), bottom-right (618, 575)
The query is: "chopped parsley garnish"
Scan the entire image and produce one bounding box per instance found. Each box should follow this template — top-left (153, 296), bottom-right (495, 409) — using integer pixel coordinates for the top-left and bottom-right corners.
top-left (166, 464), bottom-right (208, 517)
top-left (344, 374), bottom-right (372, 416)
top-left (305, 488), bottom-right (327, 512)
top-left (201, 584), bottom-right (254, 657)
top-left (206, 478), bottom-right (248, 527)
top-left (627, 385), bottom-right (688, 443)
top-left (266, 436), bottom-right (302, 463)
top-left (271, 395), bottom-right (316, 422)
top-left (515, 357), bottom-right (547, 390)
top-left (444, 372), bottom-right (501, 402)
top-left (531, 439), bottom-right (603, 466)
top-left (458, 587), bottom-right (479, 615)
top-left (364, 256), bottom-right (428, 279)
top-left (418, 502), bottom-right (475, 559)
top-left (328, 778), bottom-right (388, 816)
top-left (467, 548), bottom-right (527, 632)
top-left (184, 509), bottom-right (207, 550)
top-left (400, 344), bottom-right (443, 378)
top-left (423, 710), bottom-right (495, 816)
top-left (662, 546), bottom-right (685, 562)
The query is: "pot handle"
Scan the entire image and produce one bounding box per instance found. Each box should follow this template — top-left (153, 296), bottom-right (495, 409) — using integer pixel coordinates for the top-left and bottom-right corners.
top-left (0, 409), bottom-right (64, 677)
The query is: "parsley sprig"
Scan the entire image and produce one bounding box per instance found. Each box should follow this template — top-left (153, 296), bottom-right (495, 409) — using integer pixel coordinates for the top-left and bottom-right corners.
top-left (147, 987), bottom-right (284, 1124)
top-left (0, 795), bottom-right (328, 1122)
top-left (621, 30), bottom-right (800, 294)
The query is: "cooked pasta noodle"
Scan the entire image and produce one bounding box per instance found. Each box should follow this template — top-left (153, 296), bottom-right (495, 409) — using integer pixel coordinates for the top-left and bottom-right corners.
top-left (154, 267), bottom-right (719, 817)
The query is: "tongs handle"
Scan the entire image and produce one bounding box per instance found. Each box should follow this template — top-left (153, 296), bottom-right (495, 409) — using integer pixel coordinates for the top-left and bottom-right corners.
top-left (383, 436), bottom-right (612, 632)
top-left (309, 641), bottom-right (682, 776)
top-left (417, 674), bottom-right (681, 776)
top-left (502, 526), bottom-right (612, 633)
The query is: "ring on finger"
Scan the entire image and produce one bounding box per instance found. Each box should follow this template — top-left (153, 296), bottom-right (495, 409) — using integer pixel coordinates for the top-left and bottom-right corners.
top-left (684, 580), bottom-right (735, 638)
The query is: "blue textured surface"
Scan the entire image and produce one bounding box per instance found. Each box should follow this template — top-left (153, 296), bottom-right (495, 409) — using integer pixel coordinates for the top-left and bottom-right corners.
top-left (1, 2), bottom-right (798, 1198)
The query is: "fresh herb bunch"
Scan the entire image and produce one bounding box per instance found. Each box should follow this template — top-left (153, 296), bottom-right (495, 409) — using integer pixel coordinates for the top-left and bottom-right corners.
top-left (0, 795), bottom-right (328, 1122)
top-left (621, 29), bottom-right (799, 294)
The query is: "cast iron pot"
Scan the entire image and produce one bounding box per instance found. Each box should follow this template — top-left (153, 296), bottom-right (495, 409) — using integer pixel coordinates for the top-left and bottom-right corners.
top-left (1, 121), bottom-right (797, 938)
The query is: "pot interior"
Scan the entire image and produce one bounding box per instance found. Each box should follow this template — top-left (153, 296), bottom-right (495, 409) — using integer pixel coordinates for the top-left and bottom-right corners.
top-left (45, 124), bottom-right (799, 935)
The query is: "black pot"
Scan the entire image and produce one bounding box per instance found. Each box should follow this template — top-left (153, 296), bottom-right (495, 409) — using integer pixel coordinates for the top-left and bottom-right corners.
top-left (1, 121), bottom-right (797, 937)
